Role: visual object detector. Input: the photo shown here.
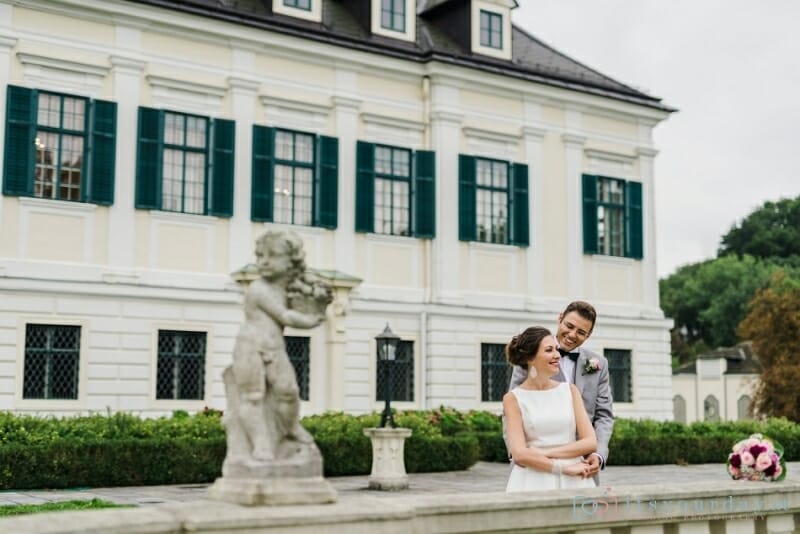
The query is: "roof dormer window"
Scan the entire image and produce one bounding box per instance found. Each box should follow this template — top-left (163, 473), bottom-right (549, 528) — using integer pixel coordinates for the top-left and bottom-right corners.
top-left (479, 10), bottom-right (502, 49)
top-left (273, 0), bottom-right (321, 22)
top-left (381, 0), bottom-right (405, 32)
top-left (371, 0), bottom-right (416, 42)
top-left (284, 0), bottom-right (310, 10)
top-left (471, 0), bottom-right (514, 60)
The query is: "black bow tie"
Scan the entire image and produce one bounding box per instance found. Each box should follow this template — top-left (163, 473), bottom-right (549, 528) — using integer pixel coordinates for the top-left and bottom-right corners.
top-left (558, 348), bottom-right (579, 362)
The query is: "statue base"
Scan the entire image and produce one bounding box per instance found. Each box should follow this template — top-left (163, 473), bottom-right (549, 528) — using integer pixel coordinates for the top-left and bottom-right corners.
top-left (207, 475), bottom-right (337, 506)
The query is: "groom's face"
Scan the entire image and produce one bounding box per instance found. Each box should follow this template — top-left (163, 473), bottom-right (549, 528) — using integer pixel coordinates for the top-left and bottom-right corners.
top-left (556, 311), bottom-right (593, 351)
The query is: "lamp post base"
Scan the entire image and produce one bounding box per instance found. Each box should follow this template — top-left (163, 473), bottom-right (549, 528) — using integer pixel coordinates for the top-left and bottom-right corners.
top-left (363, 427), bottom-right (413, 491)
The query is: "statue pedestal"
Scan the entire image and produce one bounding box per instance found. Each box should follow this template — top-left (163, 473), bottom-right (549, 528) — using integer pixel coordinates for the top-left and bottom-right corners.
top-left (208, 452), bottom-right (337, 506)
top-left (208, 475), bottom-right (336, 506)
top-left (363, 427), bottom-right (413, 490)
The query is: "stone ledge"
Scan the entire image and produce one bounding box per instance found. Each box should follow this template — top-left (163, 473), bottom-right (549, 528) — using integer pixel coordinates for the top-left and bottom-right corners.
top-left (0, 481), bottom-right (797, 533)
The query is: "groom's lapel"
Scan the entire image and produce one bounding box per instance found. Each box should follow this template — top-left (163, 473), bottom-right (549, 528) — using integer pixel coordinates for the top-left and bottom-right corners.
top-left (574, 348), bottom-right (587, 392)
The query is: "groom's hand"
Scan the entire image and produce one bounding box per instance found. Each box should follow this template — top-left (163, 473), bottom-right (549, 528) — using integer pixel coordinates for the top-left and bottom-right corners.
top-left (585, 454), bottom-right (601, 477)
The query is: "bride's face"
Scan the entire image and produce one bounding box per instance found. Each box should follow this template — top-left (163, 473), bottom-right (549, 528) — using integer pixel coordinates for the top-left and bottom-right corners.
top-left (529, 335), bottom-right (560, 378)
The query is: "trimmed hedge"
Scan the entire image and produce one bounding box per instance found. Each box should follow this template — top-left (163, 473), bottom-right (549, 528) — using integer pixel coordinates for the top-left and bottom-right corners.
top-left (1, 409), bottom-right (798, 489)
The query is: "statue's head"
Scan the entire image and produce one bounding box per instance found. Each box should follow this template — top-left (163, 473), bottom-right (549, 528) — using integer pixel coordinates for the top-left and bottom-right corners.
top-left (254, 230), bottom-right (306, 281)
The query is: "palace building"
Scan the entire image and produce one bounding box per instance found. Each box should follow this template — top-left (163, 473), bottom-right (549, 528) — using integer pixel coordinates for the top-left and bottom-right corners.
top-left (0, 0), bottom-right (674, 418)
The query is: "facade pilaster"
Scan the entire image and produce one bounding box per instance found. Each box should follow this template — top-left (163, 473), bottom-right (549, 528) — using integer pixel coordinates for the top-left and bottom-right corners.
top-left (0, 32), bottom-right (18, 236)
top-left (332, 94), bottom-right (361, 275)
top-left (562, 132), bottom-right (587, 298)
top-left (522, 122), bottom-right (546, 304)
top-left (108, 54), bottom-right (145, 270)
top-left (637, 145), bottom-right (659, 309)
top-left (227, 75), bottom-right (261, 272)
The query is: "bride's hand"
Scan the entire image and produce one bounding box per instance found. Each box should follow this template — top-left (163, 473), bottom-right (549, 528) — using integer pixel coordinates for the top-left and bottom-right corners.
top-left (562, 461), bottom-right (592, 478)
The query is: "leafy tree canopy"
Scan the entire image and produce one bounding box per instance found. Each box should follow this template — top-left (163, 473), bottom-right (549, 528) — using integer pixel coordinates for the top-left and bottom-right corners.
top-left (719, 197), bottom-right (800, 260)
top-left (738, 272), bottom-right (800, 421)
top-left (660, 255), bottom-right (800, 361)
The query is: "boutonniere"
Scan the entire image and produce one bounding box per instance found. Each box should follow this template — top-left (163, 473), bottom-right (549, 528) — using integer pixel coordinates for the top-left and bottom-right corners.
top-left (582, 357), bottom-right (601, 375)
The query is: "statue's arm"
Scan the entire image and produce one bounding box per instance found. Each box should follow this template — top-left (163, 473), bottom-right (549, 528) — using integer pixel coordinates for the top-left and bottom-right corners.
top-left (254, 287), bottom-right (322, 329)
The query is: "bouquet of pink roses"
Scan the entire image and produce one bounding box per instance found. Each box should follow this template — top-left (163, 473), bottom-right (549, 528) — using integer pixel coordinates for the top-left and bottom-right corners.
top-left (726, 433), bottom-right (786, 481)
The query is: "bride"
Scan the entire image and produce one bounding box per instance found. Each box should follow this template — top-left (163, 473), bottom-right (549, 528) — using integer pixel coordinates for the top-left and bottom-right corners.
top-left (504, 326), bottom-right (597, 491)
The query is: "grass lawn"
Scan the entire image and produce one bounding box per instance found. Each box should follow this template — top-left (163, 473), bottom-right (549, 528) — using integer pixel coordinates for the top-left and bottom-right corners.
top-left (0, 498), bottom-right (131, 516)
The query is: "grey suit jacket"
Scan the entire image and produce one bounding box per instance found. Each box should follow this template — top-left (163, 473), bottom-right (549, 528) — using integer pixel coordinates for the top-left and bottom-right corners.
top-left (507, 346), bottom-right (614, 465)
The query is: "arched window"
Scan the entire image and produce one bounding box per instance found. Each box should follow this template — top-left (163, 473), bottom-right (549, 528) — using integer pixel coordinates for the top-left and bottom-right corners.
top-left (673, 395), bottom-right (686, 423)
top-left (737, 395), bottom-right (752, 420)
top-left (704, 395), bottom-right (720, 422)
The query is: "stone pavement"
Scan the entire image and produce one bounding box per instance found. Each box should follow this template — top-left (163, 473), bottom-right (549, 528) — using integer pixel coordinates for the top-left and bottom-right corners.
top-left (1, 461), bottom-right (799, 508)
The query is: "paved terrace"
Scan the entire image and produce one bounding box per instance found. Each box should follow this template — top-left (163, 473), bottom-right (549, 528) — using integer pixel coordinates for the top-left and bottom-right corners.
top-left (2, 461), bottom-right (798, 507)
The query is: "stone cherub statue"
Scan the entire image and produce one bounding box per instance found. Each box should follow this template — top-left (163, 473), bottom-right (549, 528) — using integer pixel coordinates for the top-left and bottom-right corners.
top-left (217, 230), bottom-right (333, 488)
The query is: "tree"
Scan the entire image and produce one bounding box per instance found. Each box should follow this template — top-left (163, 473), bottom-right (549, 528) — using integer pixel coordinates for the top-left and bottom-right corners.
top-left (719, 197), bottom-right (800, 260)
top-left (659, 255), bottom-right (783, 355)
top-left (738, 272), bottom-right (800, 421)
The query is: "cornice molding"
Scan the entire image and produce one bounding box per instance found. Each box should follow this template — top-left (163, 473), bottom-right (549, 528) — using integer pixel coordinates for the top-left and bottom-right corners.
top-left (561, 133), bottom-right (587, 147)
top-left (17, 52), bottom-right (110, 78)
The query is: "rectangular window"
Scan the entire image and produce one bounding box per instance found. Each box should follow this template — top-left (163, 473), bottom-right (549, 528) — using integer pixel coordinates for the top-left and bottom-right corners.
top-left (381, 0), bottom-right (405, 32)
top-left (284, 0), bottom-right (311, 9)
top-left (459, 154), bottom-right (528, 246)
top-left (23, 324), bottom-right (81, 400)
top-left (604, 348), bottom-right (632, 403)
top-left (475, 158), bottom-right (508, 244)
top-left (4, 85), bottom-right (116, 204)
top-left (136, 107), bottom-right (234, 217)
top-left (376, 339), bottom-right (414, 402)
top-left (252, 126), bottom-right (338, 228)
top-left (285, 335), bottom-right (310, 401)
top-left (481, 343), bottom-right (510, 402)
top-left (274, 130), bottom-right (314, 226)
top-left (582, 174), bottom-right (643, 259)
top-left (156, 330), bottom-right (207, 400)
top-left (355, 141), bottom-right (435, 238)
top-left (162, 112), bottom-right (208, 215)
top-left (374, 145), bottom-right (411, 236)
top-left (480, 10), bottom-right (502, 49)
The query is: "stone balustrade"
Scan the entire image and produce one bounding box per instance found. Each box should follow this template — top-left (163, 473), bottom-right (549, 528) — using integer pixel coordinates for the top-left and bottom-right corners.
top-left (1, 480), bottom-right (797, 533)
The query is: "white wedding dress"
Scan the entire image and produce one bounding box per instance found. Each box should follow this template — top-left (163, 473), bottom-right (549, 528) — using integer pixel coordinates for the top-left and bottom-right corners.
top-left (506, 382), bottom-right (596, 492)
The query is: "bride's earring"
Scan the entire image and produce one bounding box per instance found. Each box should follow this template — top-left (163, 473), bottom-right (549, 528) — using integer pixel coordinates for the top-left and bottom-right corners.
top-left (528, 366), bottom-right (537, 379)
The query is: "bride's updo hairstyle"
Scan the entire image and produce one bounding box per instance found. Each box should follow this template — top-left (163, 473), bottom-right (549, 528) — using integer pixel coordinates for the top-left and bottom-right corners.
top-left (505, 326), bottom-right (552, 369)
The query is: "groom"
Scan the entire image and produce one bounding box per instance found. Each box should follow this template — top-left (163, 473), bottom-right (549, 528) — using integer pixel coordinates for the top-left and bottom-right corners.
top-left (508, 300), bottom-right (614, 480)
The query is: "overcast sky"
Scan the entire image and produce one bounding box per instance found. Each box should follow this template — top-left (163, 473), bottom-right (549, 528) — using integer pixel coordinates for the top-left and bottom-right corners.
top-left (512, 1), bottom-right (800, 278)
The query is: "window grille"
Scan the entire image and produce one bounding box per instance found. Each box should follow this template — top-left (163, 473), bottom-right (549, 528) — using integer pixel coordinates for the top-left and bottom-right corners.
top-left (481, 343), bottom-right (510, 402)
top-left (23, 324), bottom-right (80, 399)
top-left (604, 348), bottom-right (632, 403)
top-left (285, 336), bottom-right (310, 401)
top-left (156, 330), bottom-right (206, 400)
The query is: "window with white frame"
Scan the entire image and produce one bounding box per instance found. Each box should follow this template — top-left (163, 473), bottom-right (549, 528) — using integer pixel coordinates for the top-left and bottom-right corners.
top-left (479, 10), bottom-right (502, 49)
top-left (381, 0), bottom-right (405, 32)
top-left (604, 348), bottom-right (632, 403)
top-left (582, 174), bottom-right (643, 259)
top-left (3, 85), bottom-right (116, 205)
top-left (284, 0), bottom-right (310, 10)
top-left (23, 324), bottom-right (81, 400)
top-left (156, 330), bottom-right (207, 400)
top-left (481, 343), bottom-right (510, 402)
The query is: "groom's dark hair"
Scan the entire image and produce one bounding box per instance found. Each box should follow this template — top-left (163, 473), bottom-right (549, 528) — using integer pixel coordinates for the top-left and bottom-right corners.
top-left (562, 300), bottom-right (597, 330)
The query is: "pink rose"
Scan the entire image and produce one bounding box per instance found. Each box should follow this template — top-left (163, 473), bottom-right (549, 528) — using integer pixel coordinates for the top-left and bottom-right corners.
top-left (740, 451), bottom-right (755, 466)
top-left (775, 464), bottom-right (783, 477)
top-left (728, 465), bottom-right (741, 478)
top-left (755, 453), bottom-right (773, 472)
top-left (732, 442), bottom-right (744, 453)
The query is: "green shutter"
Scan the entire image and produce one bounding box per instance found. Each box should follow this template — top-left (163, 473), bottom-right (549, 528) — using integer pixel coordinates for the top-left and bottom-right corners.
top-left (355, 140), bottom-right (375, 233)
top-left (458, 154), bottom-right (476, 241)
top-left (3, 85), bottom-right (36, 196)
top-left (413, 149), bottom-right (435, 238)
top-left (209, 118), bottom-right (235, 217)
top-left (88, 99), bottom-right (117, 205)
top-left (626, 180), bottom-right (643, 259)
top-left (316, 135), bottom-right (338, 229)
top-left (510, 163), bottom-right (529, 246)
top-left (135, 107), bottom-right (163, 209)
top-left (582, 174), bottom-right (598, 254)
top-left (251, 125), bottom-right (274, 222)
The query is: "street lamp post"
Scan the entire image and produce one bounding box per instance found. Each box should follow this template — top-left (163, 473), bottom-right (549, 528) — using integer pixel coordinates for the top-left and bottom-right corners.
top-left (376, 323), bottom-right (400, 428)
